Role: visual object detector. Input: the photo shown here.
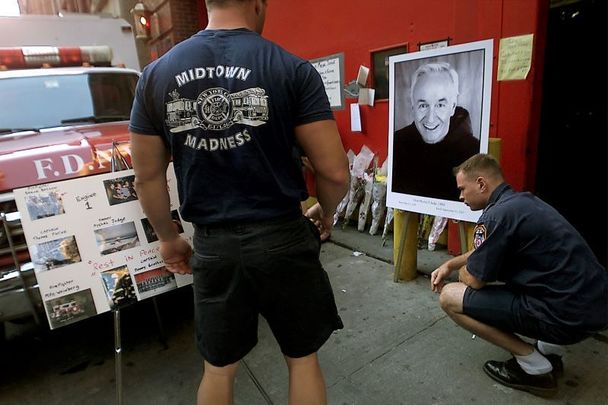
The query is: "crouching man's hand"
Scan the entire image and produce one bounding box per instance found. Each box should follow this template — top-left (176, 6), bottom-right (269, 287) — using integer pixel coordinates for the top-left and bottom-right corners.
top-left (431, 263), bottom-right (451, 293)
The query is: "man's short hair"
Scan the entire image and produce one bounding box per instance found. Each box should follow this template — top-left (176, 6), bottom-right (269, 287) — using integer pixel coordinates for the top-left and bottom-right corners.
top-left (410, 62), bottom-right (459, 104)
top-left (453, 153), bottom-right (503, 180)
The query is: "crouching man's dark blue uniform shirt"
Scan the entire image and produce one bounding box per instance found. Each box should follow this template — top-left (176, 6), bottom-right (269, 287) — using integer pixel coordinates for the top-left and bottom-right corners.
top-left (467, 183), bottom-right (608, 332)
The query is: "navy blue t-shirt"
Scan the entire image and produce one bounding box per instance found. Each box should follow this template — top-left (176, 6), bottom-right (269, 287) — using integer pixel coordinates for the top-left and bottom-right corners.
top-left (467, 183), bottom-right (608, 331)
top-left (129, 28), bottom-right (333, 225)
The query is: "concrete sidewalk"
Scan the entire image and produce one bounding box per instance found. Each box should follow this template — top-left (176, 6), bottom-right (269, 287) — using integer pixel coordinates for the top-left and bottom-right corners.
top-left (0, 227), bottom-right (606, 404)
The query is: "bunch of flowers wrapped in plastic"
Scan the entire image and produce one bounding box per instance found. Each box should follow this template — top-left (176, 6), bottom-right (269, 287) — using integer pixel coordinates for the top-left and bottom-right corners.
top-left (334, 146), bottom-right (391, 237)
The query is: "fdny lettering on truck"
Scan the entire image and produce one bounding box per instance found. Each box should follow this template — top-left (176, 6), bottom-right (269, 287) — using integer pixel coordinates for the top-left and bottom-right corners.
top-left (34, 154), bottom-right (88, 180)
top-left (29, 145), bottom-right (129, 182)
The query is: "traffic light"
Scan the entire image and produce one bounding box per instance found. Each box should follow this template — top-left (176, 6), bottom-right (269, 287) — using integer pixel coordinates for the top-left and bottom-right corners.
top-left (130, 2), bottom-right (151, 40)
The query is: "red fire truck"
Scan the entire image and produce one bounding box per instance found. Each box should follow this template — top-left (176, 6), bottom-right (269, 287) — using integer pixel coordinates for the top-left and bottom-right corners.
top-left (0, 46), bottom-right (139, 336)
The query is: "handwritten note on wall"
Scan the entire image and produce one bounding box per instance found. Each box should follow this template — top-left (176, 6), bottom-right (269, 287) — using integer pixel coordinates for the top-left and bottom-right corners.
top-left (498, 34), bottom-right (534, 81)
top-left (310, 53), bottom-right (345, 110)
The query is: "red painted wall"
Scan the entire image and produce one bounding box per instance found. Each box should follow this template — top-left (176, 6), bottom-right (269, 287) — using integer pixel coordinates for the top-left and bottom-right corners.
top-left (257, 0), bottom-right (547, 191)
top-left (196, 2), bottom-right (603, 262)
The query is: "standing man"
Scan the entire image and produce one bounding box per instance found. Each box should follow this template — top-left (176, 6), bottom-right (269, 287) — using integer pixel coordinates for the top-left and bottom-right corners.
top-left (129, 1), bottom-right (350, 404)
top-left (392, 62), bottom-right (479, 200)
top-left (431, 154), bottom-right (608, 398)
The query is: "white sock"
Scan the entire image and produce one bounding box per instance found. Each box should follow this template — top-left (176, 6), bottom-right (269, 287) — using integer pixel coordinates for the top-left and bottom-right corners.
top-left (514, 349), bottom-right (553, 375)
top-left (537, 340), bottom-right (565, 357)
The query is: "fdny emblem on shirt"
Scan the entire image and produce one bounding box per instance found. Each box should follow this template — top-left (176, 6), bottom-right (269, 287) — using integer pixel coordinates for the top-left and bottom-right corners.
top-left (197, 88), bottom-right (232, 128)
top-left (165, 87), bottom-right (269, 132)
top-left (473, 224), bottom-right (487, 249)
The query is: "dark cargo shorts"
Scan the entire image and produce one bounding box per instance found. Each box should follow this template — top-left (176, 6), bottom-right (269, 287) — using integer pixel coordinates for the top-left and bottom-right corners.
top-left (463, 285), bottom-right (591, 345)
top-left (191, 215), bottom-right (343, 367)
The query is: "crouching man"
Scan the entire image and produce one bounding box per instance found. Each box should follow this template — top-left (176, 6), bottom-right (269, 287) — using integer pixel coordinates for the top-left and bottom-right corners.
top-left (431, 153), bottom-right (608, 398)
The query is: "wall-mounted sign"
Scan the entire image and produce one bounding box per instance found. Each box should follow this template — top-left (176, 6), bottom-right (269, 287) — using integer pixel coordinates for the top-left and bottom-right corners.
top-left (14, 164), bottom-right (193, 329)
top-left (310, 52), bottom-right (345, 110)
top-left (498, 34), bottom-right (534, 81)
top-left (387, 39), bottom-right (493, 222)
top-left (418, 38), bottom-right (450, 51)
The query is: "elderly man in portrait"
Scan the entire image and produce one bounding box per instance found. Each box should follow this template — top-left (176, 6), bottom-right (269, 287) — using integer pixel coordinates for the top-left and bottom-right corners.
top-left (392, 62), bottom-right (479, 200)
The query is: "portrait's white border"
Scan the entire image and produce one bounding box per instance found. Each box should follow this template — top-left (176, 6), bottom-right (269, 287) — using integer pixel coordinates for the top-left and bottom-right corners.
top-left (386, 39), bottom-right (493, 222)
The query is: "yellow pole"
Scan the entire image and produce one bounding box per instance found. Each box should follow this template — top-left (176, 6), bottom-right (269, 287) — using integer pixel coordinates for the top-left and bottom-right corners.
top-left (488, 137), bottom-right (502, 163)
top-left (458, 221), bottom-right (475, 256)
top-left (393, 210), bottom-right (418, 282)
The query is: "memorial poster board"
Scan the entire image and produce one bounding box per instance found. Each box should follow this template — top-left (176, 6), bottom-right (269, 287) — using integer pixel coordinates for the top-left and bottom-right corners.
top-left (14, 164), bottom-right (193, 329)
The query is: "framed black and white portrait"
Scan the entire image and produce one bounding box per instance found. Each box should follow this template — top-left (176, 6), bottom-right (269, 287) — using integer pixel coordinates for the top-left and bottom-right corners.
top-left (387, 39), bottom-right (493, 222)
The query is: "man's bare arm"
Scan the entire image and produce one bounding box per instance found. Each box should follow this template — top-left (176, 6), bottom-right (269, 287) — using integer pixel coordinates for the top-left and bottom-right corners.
top-left (130, 133), bottom-right (176, 240)
top-left (295, 120), bottom-right (349, 234)
top-left (458, 265), bottom-right (486, 289)
top-left (130, 132), bottom-right (192, 274)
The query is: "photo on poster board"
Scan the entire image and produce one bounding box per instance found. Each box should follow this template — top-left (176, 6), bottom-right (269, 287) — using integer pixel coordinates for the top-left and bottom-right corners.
top-left (14, 163), bottom-right (194, 329)
top-left (45, 289), bottom-right (97, 329)
top-left (103, 174), bottom-right (138, 206)
top-left (31, 235), bottom-right (82, 273)
top-left (94, 221), bottom-right (140, 256)
top-left (25, 191), bottom-right (66, 220)
top-left (141, 209), bottom-right (184, 243)
top-left (101, 265), bottom-right (137, 309)
top-left (387, 39), bottom-right (493, 222)
top-left (134, 267), bottom-right (177, 300)
top-left (140, 217), bottom-right (158, 243)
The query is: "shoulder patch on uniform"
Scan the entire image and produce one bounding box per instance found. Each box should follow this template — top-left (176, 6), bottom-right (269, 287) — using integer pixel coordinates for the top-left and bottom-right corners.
top-left (473, 224), bottom-right (487, 249)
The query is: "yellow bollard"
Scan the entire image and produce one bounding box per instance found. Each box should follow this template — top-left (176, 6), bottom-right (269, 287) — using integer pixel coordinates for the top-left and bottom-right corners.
top-left (488, 137), bottom-right (502, 163)
top-left (393, 210), bottom-right (419, 282)
top-left (458, 221), bottom-right (476, 255)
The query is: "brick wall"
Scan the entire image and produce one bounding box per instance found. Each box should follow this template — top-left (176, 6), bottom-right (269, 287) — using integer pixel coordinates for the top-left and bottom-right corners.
top-left (170, 0), bottom-right (200, 43)
top-left (145, 0), bottom-right (201, 60)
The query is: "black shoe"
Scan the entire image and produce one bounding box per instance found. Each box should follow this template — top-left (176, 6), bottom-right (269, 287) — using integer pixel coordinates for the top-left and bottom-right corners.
top-left (483, 358), bottom-right (558, 398)
top-left (544, 353), bottom-right (564, 378)
top-left (535, 343), bottom-right (564, 378)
